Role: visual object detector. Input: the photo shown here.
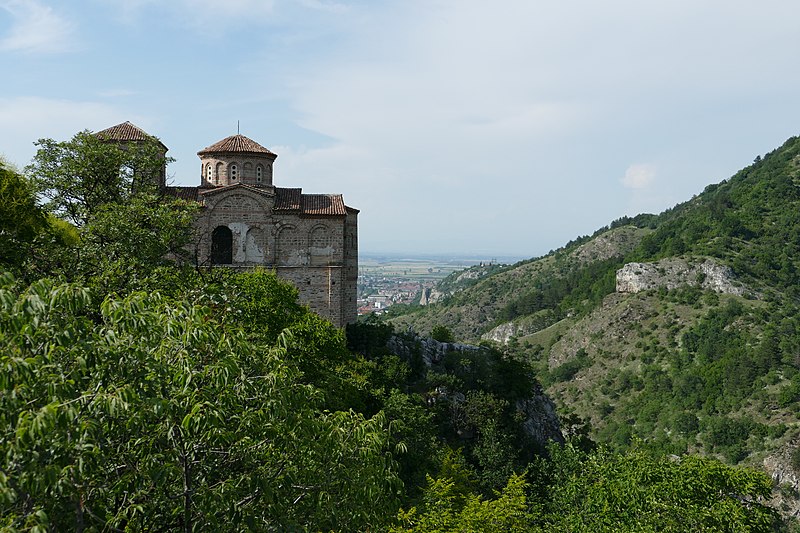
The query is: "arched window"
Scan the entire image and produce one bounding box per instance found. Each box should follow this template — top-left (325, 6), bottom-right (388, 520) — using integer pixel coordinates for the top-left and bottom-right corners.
top-left (215, 162), bottom-right (223, 184)
top-left (230, 163), bottom-right (238, 180)
top-left (206, 163), bottom-right (213, 183)
top-left (211, 226), bottom-right (233, 264)
top-left (256, 165), bottom-right (263, 182)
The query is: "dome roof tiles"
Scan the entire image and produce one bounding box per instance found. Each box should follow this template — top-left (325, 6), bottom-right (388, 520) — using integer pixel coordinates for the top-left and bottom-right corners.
top-left (95, 121), bottom-right (167, 150)
top-left (197, 134), bottom-right (276, 157)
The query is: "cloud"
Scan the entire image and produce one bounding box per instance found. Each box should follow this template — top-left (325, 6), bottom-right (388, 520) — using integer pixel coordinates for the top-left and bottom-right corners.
top-left (621, 164), bottom-right (657, 189)
top-left (294, 0), bottom-right (348, 13)
top-left (181, 0), bottom-right (276, 17)
top-left (0, 0), bottom-right (76, 53)
top-left (96, 88), bottom-right (138, 98)
top-left (108, 0), bottom-right (277, 28)
top-left (0, 96), bottom-right (149, 167)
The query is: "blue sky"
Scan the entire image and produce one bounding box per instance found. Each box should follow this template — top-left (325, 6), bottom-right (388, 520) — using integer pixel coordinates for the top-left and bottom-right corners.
top-left (2, 0), bottom-right (800, 257)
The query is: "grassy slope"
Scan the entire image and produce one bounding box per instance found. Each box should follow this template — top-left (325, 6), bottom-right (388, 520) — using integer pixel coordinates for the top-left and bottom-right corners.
top-left (391, 225), bottom-right (650, 340)
top-left (389, 135), bottom-right (800, 500)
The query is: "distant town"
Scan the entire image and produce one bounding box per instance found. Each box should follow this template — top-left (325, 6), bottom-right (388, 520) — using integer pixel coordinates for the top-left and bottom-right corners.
top-left (356, 253), bottom-right (522, 316)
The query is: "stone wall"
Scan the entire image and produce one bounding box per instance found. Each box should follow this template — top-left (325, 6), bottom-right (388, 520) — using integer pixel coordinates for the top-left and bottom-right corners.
top-left (277, 265), bottom-right (345, 326)
top-left (193, 186), bottom-right (356, 327)
top-left (342, 209), bottom-right (359, 325)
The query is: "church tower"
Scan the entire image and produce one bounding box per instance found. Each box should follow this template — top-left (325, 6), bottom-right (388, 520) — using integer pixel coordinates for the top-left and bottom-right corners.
top-left (197, 135), bottom-right (277, 189)
top-left (95, 121), bottom-right (169, 190)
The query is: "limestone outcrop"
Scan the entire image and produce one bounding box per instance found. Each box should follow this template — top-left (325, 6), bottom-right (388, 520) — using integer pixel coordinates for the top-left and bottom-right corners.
top-left (482, 322), bottom-right (518, 345)
top-left (418, 287), bottom-right (446, 306)
top-left (387, 331), bottom-right (481, 367)
top-left (764, 445), bottom-right (800, 519)
top-left (616, 258), bottom-right (747, 296)
top-left (480, 309), bottom-right (559, 345)
top-left (516, 389), bottom-right (565, 448)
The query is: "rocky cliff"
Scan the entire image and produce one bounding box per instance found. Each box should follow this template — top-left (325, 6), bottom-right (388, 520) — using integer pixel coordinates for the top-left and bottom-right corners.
top-left (387, 332), bottom-right (564, 449)
top-left (616, 257), bottom-right (748, 296)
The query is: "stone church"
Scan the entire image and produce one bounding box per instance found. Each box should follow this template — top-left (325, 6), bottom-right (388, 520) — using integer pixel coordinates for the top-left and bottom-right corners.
top-left (97, 122), bottom-right (358, 327)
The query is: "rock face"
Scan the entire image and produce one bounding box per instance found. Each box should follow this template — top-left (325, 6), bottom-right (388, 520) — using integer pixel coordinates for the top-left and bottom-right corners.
top-left (386, 332), bottom-right (564, 449)
top-left (616, 258), bottom-right (747, 296)
top-left (516, 388), bottom-right (565, 448)
top-left (570, 226), bottom-right (647, 264)
top-left (482, 322), bottom-right (518, 344)
top-left (455, 269), bottom-right (485, 283)
top-left (763, 446), bottom-right (800, 519)
top-left (481, 309), bottom-right (559, 345)
top-left (387, 332), bottom-right (481, 367)
top-left (418, 287), bottom-right (446, 306)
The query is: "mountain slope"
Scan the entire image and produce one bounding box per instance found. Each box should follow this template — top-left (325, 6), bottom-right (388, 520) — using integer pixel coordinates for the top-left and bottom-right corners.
top-left (388, 134), bottom-right (800, 512)
top-left (392, 225), bottom-right (650, 341)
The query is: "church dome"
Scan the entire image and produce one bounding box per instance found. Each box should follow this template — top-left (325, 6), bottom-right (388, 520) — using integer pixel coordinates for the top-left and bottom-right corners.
top-left (95, 121), bottom-right (168, 151)
top-left (197, 134), bottom-right (276, 157)
top-left (197, 133), bottom-right (277, 188)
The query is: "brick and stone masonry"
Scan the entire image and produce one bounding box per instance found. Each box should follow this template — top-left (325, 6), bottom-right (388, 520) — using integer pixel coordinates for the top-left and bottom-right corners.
top-left (96, 122), bottom-right (359, 327)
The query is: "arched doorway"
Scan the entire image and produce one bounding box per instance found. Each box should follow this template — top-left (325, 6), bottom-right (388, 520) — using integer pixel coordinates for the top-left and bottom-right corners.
top-left (211, 225), bottom-right (233, 264)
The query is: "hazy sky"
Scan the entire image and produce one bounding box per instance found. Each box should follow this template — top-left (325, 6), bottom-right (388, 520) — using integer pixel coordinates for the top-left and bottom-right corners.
top-left (2, 0), bottom-right (800, 257)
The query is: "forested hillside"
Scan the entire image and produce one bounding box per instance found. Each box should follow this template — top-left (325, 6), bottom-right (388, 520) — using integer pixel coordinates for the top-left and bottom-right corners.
top-left (0, 130), bottom-right (791, 530)
top-left (391, 135), bottom-right (800, 519)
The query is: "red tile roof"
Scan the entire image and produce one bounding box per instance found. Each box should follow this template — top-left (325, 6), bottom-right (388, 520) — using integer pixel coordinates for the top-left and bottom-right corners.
top-left (197, 134), bottom-right (276, 156)
top-left (166, 185), bottom-right (349, 216)
top-left (198, 183), bottom-right (272, 198)
top-left (302, 194), bottom-right (347, 216)
top-left (164, 186), bottom-right (201, 201)
top-left (275, 188), bottom-right (348, 215)
top-left (274, 187), bottom-right (302, 211)
top-left (95, 121), bottom-right (167, 150)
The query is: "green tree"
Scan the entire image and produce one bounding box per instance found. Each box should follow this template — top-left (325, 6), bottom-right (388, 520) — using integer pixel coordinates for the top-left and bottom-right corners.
top-left (28, 130), bottom-right (170, 227)
top-left (0, 164), bottom-right (48, 271)
top-left (538, 443), bottom-right (777, 532)
top-left (391, 473), bottom-right (534, 533)
top-left (431, 325), bottom-right (455, 343)
top-left (0, 274), bottom-right (401, 531)
top-left (24, 130), bottom-right (196, 292)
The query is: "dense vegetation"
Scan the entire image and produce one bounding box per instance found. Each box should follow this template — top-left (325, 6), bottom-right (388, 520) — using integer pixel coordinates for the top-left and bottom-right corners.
top-left (0, 131), bottom-right (790, 530)
top-left (389, 134), bottom-right (800, 524)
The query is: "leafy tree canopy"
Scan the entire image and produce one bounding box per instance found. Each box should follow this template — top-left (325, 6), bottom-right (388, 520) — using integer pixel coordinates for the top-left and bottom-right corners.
top-left (27, 131), bottom-right (172, 227)
top-left (0, 273), bottom-right (401, 531)
top-left (0, 163), bottom-right (47, 271)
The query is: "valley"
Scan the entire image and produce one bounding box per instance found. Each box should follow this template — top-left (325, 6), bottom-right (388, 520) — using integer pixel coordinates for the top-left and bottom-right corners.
top-left (386, 135), bottom-right (800, 519)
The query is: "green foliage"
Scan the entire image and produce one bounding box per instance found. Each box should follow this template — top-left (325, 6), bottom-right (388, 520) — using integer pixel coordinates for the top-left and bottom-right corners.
top-left (791, 447), bottom-right (800, 475)
top-left (431, 324), bottom-right (455, 343)
top-left (0, 274), bottom-right (401, 531)
top-left (497, 257), bottom-right (622, 324)
top-left (72, 194), bottom-right (197, 293)
top-left (19, 130), bottom-right (196, 294)
top-left (8, 126), bottom-right (800, 528)
top-left (391, 473), bottom-right (534, 533)
top-left (347, 316), bottom-right (395, 357)
top-left (392, 441), bottom-right (779, 532)
top-left (543, 348), bottom-right (591, 385)
top-left (537, 443), bottom-right (778, 532)
top-left (214, 268), bottom-right (304, 340)
top-left (28, 131), bottom-right (171, 227)
top-left (633, 136), bottom-right (800, 296)
top-left (382, 390), bottom-right (439, 496)
top-left (0, 164), bottom-right (48, 272)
